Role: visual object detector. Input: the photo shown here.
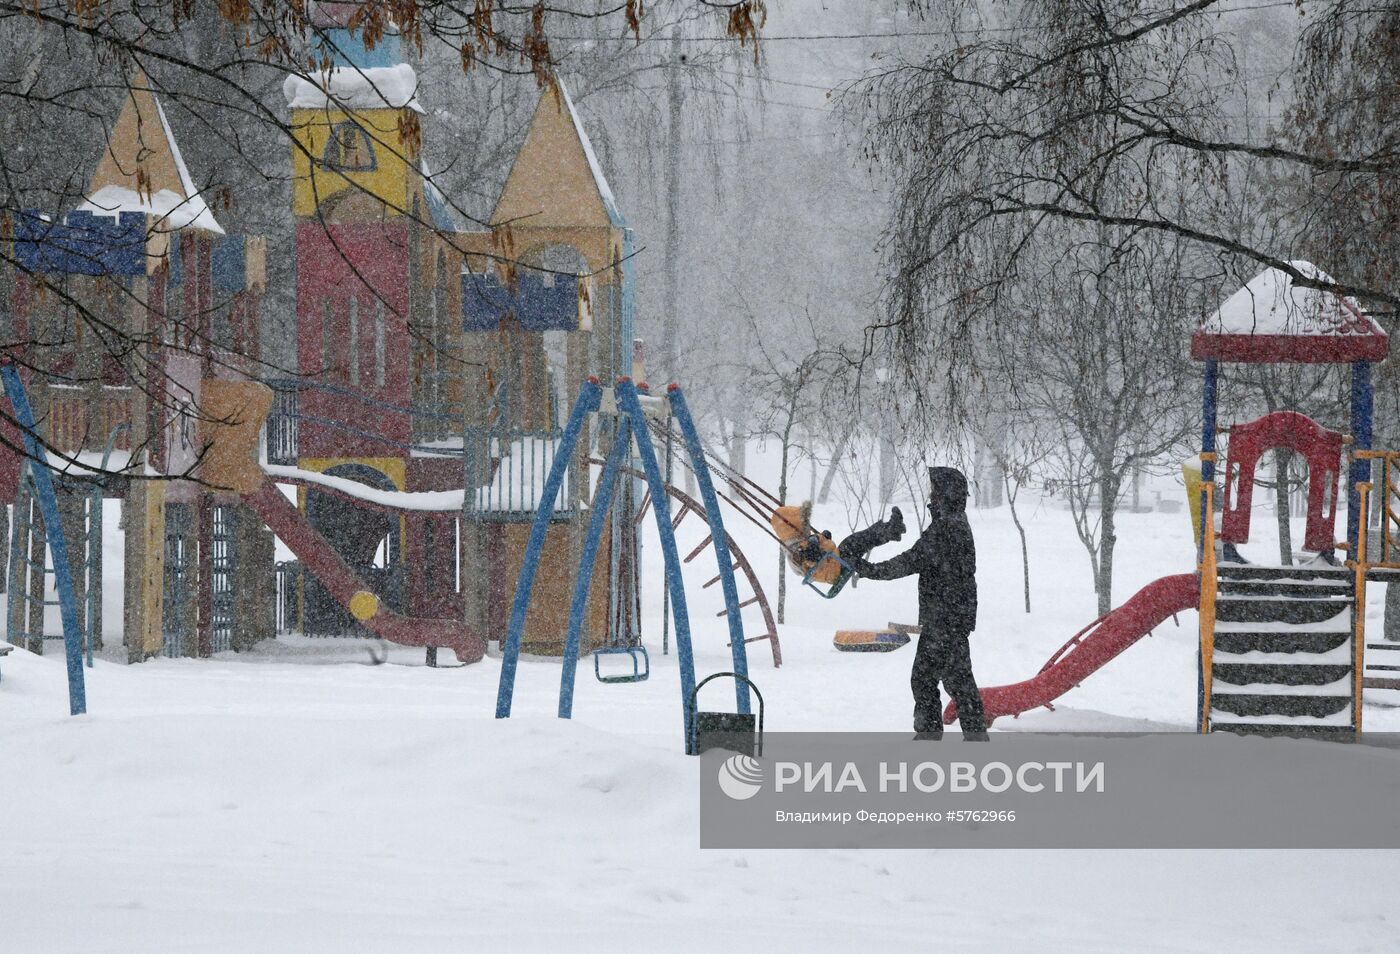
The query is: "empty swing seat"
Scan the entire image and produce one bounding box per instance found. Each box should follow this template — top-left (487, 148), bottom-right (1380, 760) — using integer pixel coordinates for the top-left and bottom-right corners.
top-left (593, 644), bottom-right (650, 684)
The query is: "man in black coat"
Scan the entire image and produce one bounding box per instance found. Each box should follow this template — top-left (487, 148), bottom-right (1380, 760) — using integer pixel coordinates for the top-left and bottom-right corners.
top-left (842, 467), bottom-right (988, 740)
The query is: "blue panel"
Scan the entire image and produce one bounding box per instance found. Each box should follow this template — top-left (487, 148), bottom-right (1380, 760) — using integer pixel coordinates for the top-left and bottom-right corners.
top-left (517, 275), bottom-right (579, 331)
top-left (212, 235), bottom-right (246, 292)
top-left (1350, 361), bottom-right (1373, 553)
top-left (319, 27), bottom-right (401, 69)
top-left (15, 209), bottom-right (145, 277)
top-left (461, 271), bottom-right (579, 332)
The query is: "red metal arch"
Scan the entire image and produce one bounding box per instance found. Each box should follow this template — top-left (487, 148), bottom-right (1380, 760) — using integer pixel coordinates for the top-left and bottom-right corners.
top-left (1221, 411), bottom-right (1343, 554)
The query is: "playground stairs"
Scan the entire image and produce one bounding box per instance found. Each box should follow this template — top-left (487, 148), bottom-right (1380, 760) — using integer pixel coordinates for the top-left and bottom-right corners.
top-left (1206, 563), bottom-right (1359, 739)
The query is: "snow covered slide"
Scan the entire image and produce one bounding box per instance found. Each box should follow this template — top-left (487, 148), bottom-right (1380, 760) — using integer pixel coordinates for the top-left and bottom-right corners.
top-left (945, 573), bottom-right (1199, 727)
top-left (243, 479), bottom-right (485, 664)
top-left (198, 379), bottom-right (485, 664)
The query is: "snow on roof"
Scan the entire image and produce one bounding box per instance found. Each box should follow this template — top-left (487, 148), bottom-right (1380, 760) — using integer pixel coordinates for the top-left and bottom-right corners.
top-left (556, 79), bottom-right (624, 228)
top-left (78, 81), bottom-right (224, 235)
top-left (1201, 261), bottom-right (1376, 338)
top-left (1192, 261), bottom-right (1387, 363)
top-left (78, 185), bottom-right (225, 235)
top-left (150, 91), bottom-right (223, 233)
top-left (283, 63), bottom-right (425, 113)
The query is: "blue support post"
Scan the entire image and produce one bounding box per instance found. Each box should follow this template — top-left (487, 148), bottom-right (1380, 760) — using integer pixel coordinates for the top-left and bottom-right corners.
top-left (614, 380), bottom-right (699, 752)
top-left (1199, 359), bottom-right (1218, 565)
top-left (558, 417), bottom-right (631, 718)
top-left (1350, 360), bottom-right (1374, 553)
top-left (495, 378), bottom-right (602, 719)
top-left (667, 385), bottom-right (751, 715)
top-left (1197, 358), bottom-right (1218, 732)
top-left (0, 363), bottom-right (87, 715)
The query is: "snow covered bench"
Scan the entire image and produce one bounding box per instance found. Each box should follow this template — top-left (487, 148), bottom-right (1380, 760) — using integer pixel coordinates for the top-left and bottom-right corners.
top-left (0, 644), bottom-right (11, 683)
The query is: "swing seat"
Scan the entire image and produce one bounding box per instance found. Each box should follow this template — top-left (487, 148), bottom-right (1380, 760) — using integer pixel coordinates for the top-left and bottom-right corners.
top-left (689, 671), bottom-right (765, 757)
top-left (802, 552), bottom-right (854, 599)
top-left (593, 645), bottom-right (650, 683)
top-left (771, 502), bottom-right (851, 596)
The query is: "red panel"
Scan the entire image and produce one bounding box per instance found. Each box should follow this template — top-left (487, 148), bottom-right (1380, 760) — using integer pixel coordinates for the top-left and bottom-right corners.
top-left (1220, 411), bottom-right (1342, 553)
top-left (295, 222), bottom-right (412, 458)
top-left (1191, 331), bottom-right (1389, 363)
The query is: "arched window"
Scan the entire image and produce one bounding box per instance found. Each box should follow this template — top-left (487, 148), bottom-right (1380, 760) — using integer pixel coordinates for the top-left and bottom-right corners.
top-left (322, 122), bottom-right (377, 172)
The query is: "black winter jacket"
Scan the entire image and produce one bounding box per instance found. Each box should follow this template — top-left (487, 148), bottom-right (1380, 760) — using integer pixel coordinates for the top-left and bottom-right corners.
top-left (846, 468), bottom-right (977, 634)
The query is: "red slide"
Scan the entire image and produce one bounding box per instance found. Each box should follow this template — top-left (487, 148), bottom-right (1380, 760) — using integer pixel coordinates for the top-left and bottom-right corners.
top-left (945, 573), bottom-right (1199, 726)
top-left (244, 478), bottom-right (486, 664)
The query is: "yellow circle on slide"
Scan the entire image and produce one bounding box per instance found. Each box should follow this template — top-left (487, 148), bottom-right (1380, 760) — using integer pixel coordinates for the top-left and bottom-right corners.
top-left (349, 591), bottom-right (380, 621)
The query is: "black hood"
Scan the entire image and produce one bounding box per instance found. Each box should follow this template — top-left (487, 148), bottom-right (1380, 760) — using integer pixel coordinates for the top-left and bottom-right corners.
top-left (928, 467), bottom-right (969, 514)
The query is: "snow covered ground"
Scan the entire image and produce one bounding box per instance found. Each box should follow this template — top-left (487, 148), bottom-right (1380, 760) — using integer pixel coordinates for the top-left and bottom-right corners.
top-left (5, 475), bottom-right (1400, 951)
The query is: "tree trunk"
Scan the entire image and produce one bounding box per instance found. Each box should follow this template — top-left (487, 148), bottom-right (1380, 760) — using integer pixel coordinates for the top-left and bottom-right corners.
top-left (1386, 581), bottom-right (1400, 643)
top-left (1274, 448), bottom-right (1293, 565)
top-left (817, 421), bottom-right (855, 504)
top-left (1006, 471), bottom-right (1031, 613)
top-left (776, 424), bottom-right (793, 625)
top-left (1096, 473), bottom-right (1120, 617)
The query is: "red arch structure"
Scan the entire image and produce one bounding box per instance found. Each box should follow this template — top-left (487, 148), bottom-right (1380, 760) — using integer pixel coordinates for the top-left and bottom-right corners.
top-left (1220, 411), bottom-right (1343, 554)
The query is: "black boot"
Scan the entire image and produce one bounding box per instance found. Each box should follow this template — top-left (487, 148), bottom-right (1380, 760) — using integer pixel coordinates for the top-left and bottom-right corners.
top-left (913, 708), bottom-right (942, 740)
top-left (962, 731), bottom-right (989, 741)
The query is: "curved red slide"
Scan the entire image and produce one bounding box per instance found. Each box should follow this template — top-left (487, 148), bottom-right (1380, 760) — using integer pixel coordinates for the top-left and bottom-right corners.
top-left (945, 573), bottom-right (1199, 726)
top-left (244, 478), bottom-right (486, 664)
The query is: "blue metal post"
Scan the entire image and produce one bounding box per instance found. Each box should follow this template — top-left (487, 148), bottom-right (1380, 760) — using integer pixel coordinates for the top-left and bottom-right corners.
top-left (1199, 359), bottom-right (1218, 565)
top-left (558, 417), bottom-right (631, 718)
top-left (615, 379), bottom-right (699, 752)
top-left (495, 379), bottom-right (602, 718)
top-left (1, 363), bottom-right (86, 715)
top-left (1350, 360), bottom-right (1374, 553)
top-left (667, 385), bottom-right (751, 715)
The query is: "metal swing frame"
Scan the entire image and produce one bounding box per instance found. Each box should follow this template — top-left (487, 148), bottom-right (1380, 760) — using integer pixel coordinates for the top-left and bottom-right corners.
top-left (494, 378), bottom-right (753, 753)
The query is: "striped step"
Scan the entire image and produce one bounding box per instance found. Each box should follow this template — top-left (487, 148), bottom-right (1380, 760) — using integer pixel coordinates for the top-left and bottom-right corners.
top-left (1210, 692), bottom-right (1351, 719)
top-left (1214, 630), bottom-right (1350, 657)
top-left (1211, 705), bottom-right (1353, 727)
top-left (1216, 578), bottom-right (1352, 597)
top-left (1212, 664), bottom-right (1352, 688)
top-left (1216, 564), bottom-right (1352, 583)
top-left (1214, 596), bottom-right (1352, 626)
top-left (1209, 723), bottom-right (1358, 741)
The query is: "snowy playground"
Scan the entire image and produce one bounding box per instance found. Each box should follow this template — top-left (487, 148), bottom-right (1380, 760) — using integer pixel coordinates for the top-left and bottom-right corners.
top-left (7, 455), bottom-right (1400, 951)
top-left (10, 1), bottom-right (1400, 951)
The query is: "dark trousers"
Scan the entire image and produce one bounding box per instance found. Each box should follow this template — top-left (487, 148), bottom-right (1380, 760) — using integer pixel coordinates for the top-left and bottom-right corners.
top-left (912, 629), bottom-right (987, 735)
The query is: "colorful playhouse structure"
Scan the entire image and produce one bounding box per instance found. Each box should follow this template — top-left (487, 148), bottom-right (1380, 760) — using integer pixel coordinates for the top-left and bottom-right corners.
top-left (1191, 261), bottom-right (1390, 738)
top-left (2, 8), bottom-right (780, 685)
top-left (7, 70), bottom-right (273, 662)
top-left (937, 261), bottom-right (1397, 739)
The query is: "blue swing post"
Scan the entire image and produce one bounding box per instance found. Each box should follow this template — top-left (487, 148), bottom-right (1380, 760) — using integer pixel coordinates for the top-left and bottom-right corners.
top-left (614, 379), bottom-right (700, 751)
top-left (666, 385), bottom-right (751, 716)
top-left (558, 415), bottom-right (634, 717)
top-left (495, 377), bottom-right (602, 719)
top-left (0, 363), bottom-right (87, 715)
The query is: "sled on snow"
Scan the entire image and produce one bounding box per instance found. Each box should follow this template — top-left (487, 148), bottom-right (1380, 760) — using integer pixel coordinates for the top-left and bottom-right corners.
top-left (833, 630), bottom-right (911, 653)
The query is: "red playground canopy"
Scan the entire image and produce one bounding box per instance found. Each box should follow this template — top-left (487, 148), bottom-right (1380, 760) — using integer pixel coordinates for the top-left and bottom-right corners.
top-left (1190, 260), bottom-right (1388, 363)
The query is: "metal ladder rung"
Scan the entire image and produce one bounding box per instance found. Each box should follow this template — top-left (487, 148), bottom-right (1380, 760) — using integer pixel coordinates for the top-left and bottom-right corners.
top-left (716, 596), bottom-right (760, 617)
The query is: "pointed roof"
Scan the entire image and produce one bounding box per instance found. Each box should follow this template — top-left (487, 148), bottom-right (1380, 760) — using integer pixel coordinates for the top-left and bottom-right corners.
top-left (491, 78), bottom-right (624, 230)
top-left (1191, 261), bottom-right (1387, 363)
top-left (79, 71), bottom-right (223, 234)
